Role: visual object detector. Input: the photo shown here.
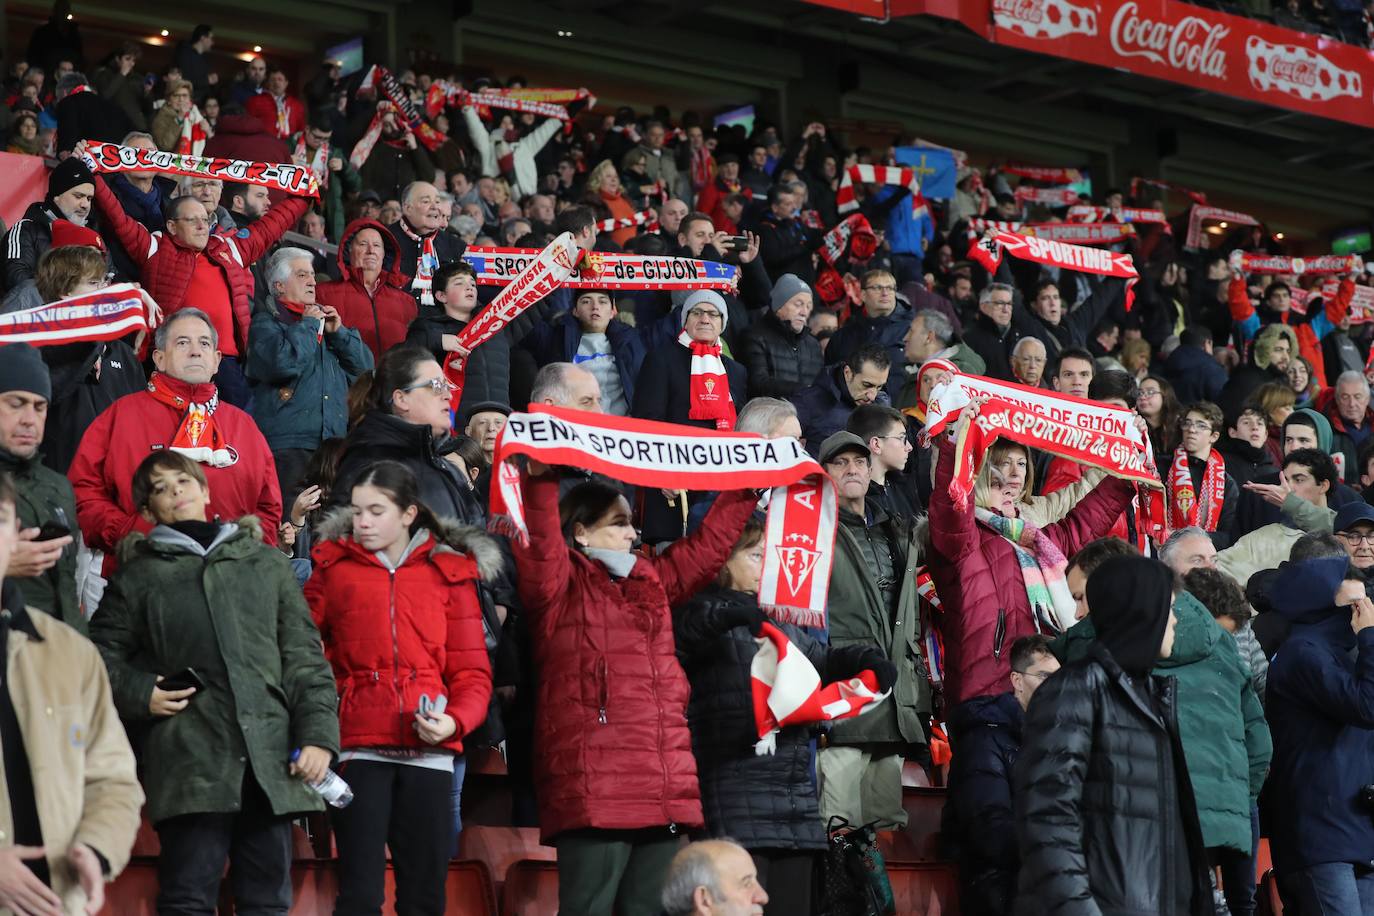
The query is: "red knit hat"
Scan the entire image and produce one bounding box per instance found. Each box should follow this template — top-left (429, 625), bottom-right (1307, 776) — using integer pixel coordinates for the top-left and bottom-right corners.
top-left (49, 219), bottom-right (105, 253)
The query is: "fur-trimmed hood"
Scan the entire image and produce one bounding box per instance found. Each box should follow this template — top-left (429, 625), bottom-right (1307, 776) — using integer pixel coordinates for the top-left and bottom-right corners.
top-left (312, 506), bottom-right (503, 582)
top-left (116, 515), bottom-right (264, 565)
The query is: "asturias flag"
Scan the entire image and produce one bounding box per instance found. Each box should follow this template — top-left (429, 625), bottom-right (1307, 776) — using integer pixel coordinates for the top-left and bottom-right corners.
top-left (894, 146), bottom-right (956, 201)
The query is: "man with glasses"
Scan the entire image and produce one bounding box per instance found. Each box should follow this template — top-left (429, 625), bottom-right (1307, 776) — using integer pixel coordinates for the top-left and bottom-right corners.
top-left (81, 139), bottom-right (310, 409)
top-left (826, 269), bottom-right (914, 388)
top-left (178, 174), bottom-right (234, 233)
top-left (1170, 402), bottom-right (1240, 548)
top-left (1333, 503), bottom-right (1374, 576)
top-left (945, 634), bottom-right (1060, 916)
top-left (963, 283), bottom-right (1023, 382)
top-left (847, 403), bottom-right (917, 524)
top-left (1010, 336), bottom-right (1048, 388)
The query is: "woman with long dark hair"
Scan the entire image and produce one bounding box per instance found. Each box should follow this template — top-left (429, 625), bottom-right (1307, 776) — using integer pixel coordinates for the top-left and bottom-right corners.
top-left (307, 459), bottom-right (496, 916)
top-left (511, 463), bottom-right (757, 916)
top-left (1137, 373), bottom-right (1182, 459)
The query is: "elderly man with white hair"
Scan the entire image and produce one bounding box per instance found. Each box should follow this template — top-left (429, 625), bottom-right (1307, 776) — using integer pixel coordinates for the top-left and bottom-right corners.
top-left (1010, 336), bottom-right (1048, 388)
top-left (392, 180), bottom-right (465, 307)
top-left (177, 174), bottom-right (234, 232)
top-left (246, 246), bottom-right (374, 496)
top-left (1323, 369), bottom-right (1374, 484)
top-left (660, 839), bottom-right (769, 916)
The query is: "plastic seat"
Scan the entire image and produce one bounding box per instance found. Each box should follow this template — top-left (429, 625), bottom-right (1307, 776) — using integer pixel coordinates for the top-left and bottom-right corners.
top-left (896, 785), bottom-right (948, 861)
top-left (500, 858), bottom-right (559, 916)
top-left (289, 861), bottom-right (337, 916)
top-left (98, 859), bottom-right (159, 916)
top-left (886, 861), bottom-right (960, 915)
top-left (460, 824), bottom-right (555, 884)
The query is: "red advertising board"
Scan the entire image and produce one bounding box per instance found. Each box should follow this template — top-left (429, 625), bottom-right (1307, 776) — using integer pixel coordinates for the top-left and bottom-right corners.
top-left (0, 153), bottom-right (47, 229)
top-left (803, 0), bottom-right (1374, 130)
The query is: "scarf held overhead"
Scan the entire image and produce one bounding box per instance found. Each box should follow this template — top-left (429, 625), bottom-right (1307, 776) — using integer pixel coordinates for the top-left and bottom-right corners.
top-left (820, 212), bottom-right (878, 267)
top-left (1184, 204), bottom-right (1260, 249)
top-left (357, 66), bottom-right (446, 152)
top-left (492, 406), bottom-right (838, 626)
top-left (81, 141), bottom-right (319, 198)
top-left (595, 209), bottom-right (658, 232)
top-left (1066, 205), bottom-right (1168, 224)
top-left (1012, 185), bottom-right (1081, 207)
top-left (444, 232), bottom-right (586, 404)
top-left (1291, 280), bottom-right (1374, 323)
top-left (1231, 250), bottom-right (1362, 276)
top-left (144, 372), bottom-right (237, 467)
top-left (969, 228), bottom-right (1140, 309)
top-left (750, 621), bottom-right (886, 755)
top-left (0, 283), bottom-right (160, 349)
top-left (462, 245), bottom-right (738, 291)
top-left (1001, 163), bottom-right (1083, 184)
top-left (836, 164), bottom-right (925, 218)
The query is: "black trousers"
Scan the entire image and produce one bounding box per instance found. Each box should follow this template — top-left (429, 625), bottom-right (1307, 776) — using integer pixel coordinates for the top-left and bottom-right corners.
top-left (329, 760), bottom-right (453, 916)
top-left (753, 848), bottom-right (817, 916)
top-left (154, 775), bottom-right (293, 916)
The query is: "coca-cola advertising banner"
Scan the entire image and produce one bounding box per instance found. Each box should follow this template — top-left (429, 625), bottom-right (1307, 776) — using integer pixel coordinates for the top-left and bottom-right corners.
top-left (988, 0), bottom-right (1374, 129)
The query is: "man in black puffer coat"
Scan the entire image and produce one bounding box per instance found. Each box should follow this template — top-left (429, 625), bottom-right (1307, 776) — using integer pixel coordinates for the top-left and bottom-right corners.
top-left (944, 635), bottom-right (1059, 916)
top-left (738, 273), bottom-right (824, 399)
top-left (1014, 555), bottom-right (1212, 916)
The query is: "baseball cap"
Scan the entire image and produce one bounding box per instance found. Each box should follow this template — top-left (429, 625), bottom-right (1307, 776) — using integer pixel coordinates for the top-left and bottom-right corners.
top-left (818, 431), bottom-right (868, 466)
top-left (1334, 502), bottom-right (1374, 534)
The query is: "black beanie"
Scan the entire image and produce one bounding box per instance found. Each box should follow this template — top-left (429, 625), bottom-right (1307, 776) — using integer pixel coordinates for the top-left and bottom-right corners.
top-left (0, 344), bottom-right (52, 401)
top-left (47, 157), bottom-right (95, 203)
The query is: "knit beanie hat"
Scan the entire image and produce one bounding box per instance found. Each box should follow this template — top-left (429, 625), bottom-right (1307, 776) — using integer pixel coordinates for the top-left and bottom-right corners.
top-left (0, 344), bottom-right (52, 401)
top-left (680, 289), bottom-right (729, 330)
top-left (46, 157), bottom-right (95, 204)
top-left (770, 273), bottom-right (811, 313)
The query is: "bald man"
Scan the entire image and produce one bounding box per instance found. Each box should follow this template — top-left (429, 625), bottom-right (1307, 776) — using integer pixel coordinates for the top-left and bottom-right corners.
top-left (392, 179), bottom-right (464, 306)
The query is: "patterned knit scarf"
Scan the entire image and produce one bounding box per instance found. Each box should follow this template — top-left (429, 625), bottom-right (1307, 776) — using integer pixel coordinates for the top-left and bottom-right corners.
top-left (396, 219), bottom-right (438, 306)
top-left (293, 134), bottom-right (329, 189)
top-left (974, 508), bottom-right (1076, 634)
top-left (678, 330), bottom-right (735, 429)
top-left (145, 373), bottom-right (238, 467)
top-left (1168, 447), bottom-right (1226, 531)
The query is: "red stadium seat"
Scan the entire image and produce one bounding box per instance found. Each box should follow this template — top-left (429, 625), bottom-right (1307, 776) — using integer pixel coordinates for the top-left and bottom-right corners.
top-left (99, 859), bottom-right (159, 916)
top-left (500, 858), bottom-right (559, 916)
top-left (459, 825), bottom-right (555, 884)
top-left (886, 861), bottom-right (960, 915)
top-left (894, 786), bottom-right (948, 862)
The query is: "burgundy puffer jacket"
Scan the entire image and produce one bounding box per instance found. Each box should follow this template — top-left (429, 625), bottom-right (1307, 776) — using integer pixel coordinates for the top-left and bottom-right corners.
top-left (927, 436), bottom-right (1135, 707)
top-left (512, 472), bottom-right (757, 844)
top-left (305, 511), bottom-right (497, 753)
top-left (315, 218), bottom-right (418, 361)
top-left (92, 174), bottom-right (308, 354)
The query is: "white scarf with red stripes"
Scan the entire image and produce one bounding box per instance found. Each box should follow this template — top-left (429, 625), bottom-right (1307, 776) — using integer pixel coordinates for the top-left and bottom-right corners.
top-left (751, 621), bottom-right (886, 755)
top-left (175, 105), bottom-right (209, 157)
top-left (595, 209), bottom-right (658, 232)
top-left (836, 164), bottom-right (925, 218)
top-left (0, 283), bottom-right (160, 349)
top-left (492, 407), bottom-right (838, 626)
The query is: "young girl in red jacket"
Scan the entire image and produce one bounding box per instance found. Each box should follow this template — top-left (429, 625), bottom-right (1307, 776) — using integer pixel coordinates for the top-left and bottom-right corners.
top-left (305, 459), bottom-right (497, 916)
top-left (512, 463), bottom-right (758, 916)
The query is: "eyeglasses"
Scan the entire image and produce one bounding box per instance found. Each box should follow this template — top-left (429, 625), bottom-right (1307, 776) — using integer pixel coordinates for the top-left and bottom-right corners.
top-left (1179, 420), bottom-right (1214, 432)
top-left (876, 435), bottom-right (912, 448)
top-left (1138, 388), bottom-right (1162, 398)
top-left (987, 298), bottom-right (1013, 308)
top-left (171, 216), bottom-right (210, 226)
top-left (1013, 669), bottom-right (1053, 681)
top-left (400, 377), bottom-right (453, 395)
top-left (863, 284), bottom-right (897, 293)
top-left (1339, 530), bottom-right (1374, 545)
top-left (686, 308), bottom-right (722, 321)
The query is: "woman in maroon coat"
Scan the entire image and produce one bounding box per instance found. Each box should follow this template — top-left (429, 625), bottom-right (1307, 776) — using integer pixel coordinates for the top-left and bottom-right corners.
top-left (927, 402), bottom-right (1135, 710)
top-left (305, 460), bottom-right (495, 916)
top-left (512, 465), bottom-right (757, 916)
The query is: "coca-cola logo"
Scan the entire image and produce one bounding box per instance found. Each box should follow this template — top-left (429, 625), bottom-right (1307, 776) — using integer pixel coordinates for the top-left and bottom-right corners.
top-left (1271, 59), bottom-right (1316, 86)
top-left (1109, 2), bottom-right (1228, 78)
top-left (994, 0), bottom-right (1044, 25)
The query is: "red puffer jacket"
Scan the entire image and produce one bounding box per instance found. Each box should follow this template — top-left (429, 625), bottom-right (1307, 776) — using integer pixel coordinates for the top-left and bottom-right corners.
top-left (316, 218), bottom-right (418, 362)
top-left (927, 436), bottom-right (1135, 707)
top-left (512, 473), bottom-right (757, 844)
top-left (305, 511), bottom-right (497, 753)
top-left (91, 174), bottom-right (308, 354)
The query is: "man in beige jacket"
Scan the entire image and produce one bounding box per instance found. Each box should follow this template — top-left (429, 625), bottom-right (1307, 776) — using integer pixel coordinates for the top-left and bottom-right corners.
top-left (0, 460), bottom-right (143, 915)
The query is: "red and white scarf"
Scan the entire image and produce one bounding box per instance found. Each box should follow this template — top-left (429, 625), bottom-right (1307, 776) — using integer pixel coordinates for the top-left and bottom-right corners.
top-left (1167, 447), bottom-right (1226, 531)
top-left (426, 82), bottom-right (594, 120)
top-left (751, 621), bottom-right (886, 754)
top-left (293, 134), bottom-right (329, 189)
top-left (1066, 205), bottom-right (1168, 224)
top-left (595, 209), bottom-right (657, 233)
top-left (175, 105), bottom-right (209, 157)
top-left (0, 283), bottom-right (160, 350)
top-left (1013, 185), bottom-right (1081, 207)
top-left (1231, 251), bottom-right (1362, 276)
top-left (1022, 222), bottom-right (1136, 246)
top-left (348, 101), bottom-right (404, 171)
top-left (1002, 163), bottom-right (1083, 184)
top-left (271, 95), bottom-right (290, 138)
top-left (836, 164), bottom-right (924, 218)
top-left (969, 228), bottom-right (1140, 310)
top-left (680, 330), bottom-right (735, 430)
top-left (356, 66), bottom-right (446, 151)
top-left (461, 245), bottom-right (738, 292)
top-left (923, 371), bottom-right (1164, 540)
top-left (1291, 280), bottom-right (1374, 323)
top-left (689, 145), bottom-right (714, 192)
top-left (145, 372), bottom-right (237, 467)
top-left (820, 213), bottom-right (878, 267)
top-left (81, 140), bottom-right (319, 198)
top-left (492, 405), bottom-right (837, 626)
top-left (1184, 205), bottom-right (1260, 249)
top-left (396, 219), bottom-right (439, 306)
top-left (444, 233), bottom-right (585, 402)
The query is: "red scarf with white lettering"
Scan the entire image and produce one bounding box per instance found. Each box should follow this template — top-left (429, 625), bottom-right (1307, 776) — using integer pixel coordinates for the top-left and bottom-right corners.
top-left (1233, 251), bottom-right (1362, 276)
top-left (1002, 163), bottom-right (1082, 184)
top-left (1167, 447), bottom-right (1226, 531)
top-left (968, 228), bottom-right (1139, 310)
top-left (679, 330), bottom-right (735, 430)
top-left (145, 373), bottom-right (237, 467)
top-left (492, 406), bottom-right (836, 626)
top-left (1013, 185), bottom-right (1081, 207)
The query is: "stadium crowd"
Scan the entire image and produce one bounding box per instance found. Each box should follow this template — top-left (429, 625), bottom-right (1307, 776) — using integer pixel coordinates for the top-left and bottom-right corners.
top-left (5, 11), bottom-right (1374, 916)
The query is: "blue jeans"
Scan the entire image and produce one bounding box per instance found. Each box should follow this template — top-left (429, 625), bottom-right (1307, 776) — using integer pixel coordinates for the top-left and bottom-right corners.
top-left (1286, 862), bottom-right (1374, 915)
top-left (448, 754), bottom-right (467, 858)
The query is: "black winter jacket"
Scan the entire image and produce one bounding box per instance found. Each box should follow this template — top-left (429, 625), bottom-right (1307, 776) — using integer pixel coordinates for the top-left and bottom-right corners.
top-left (1013, 644), bottom-right (1211, 916)
top-left (738, 311), bottom-right (824, 399)
top-left (334, 411), bottom-right (483, 527)
top-left (674, 586), bottom-right (870, 850)
top-left (391, 219), bottom-right (464, 306)
top-left (39, 339), bottom-right (146, 475)
top-left (944, 692), bottom-right (1022, 916)
top-left (2, 202), bottom-right (59, 291)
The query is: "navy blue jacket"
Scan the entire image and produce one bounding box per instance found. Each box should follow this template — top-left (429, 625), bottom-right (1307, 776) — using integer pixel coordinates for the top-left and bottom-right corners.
top-left (522, 314), bottom-right (671, 408)
top-left (1163, 344), bottom-right (1228, 407)
top-left (790, 365), bottom-right (891, 459)
top-left (824, 300), bottom-right (915, 400)
top-left (945, 693), bottom-right (1022, 916)
top-left (1265, 556), bottom-right (1374, 873)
